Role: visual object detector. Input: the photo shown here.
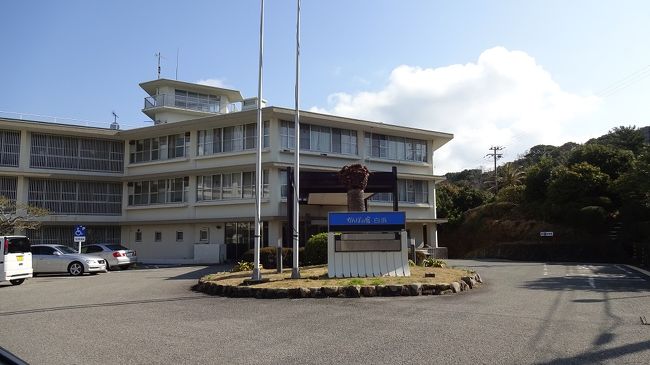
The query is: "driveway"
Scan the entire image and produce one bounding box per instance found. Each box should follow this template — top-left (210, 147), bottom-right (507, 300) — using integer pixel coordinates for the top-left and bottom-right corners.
top-left (1, 261), bottom-right (650, 364)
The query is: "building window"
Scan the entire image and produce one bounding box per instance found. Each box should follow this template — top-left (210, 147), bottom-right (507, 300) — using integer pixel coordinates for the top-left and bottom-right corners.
top-left (135, 230), bottom-right (142, 242)
top-left (197, 121), bottom-right (269, 156)
top-left (199, 228), bottom-right (209, 242)
top-left (0, 130), bottom-right (20, 167)
top-left (128, 177), bottom-right (189, 206)
top-left (364, 132), bottom-right (427, 162)
top-left (30, 133), bottom-right (123, 172)
top-left (174, 89), bottom-right (220, 113)
top-left (129, 133), bottom-right (190, 164)
top-left (280, 121), bottom-right (357, 155)
top-left (27, 225), bottom-right (121, 245)
top-left (224, 222), bottom-right (268, 249)
top-left (154, 231), bottom-right (162, 242)
top-left (370, 179), bottom-right (429, 204)
top-left (176, 231), bottom-right (184, 242)
top-left (28, 179), bottom-right (122, 215)
top-left (197, 170), bottom-right (269, 201)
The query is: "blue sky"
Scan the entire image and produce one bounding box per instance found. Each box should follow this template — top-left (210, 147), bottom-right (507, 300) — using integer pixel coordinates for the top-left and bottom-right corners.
top-left (1, 0), bottom-right (649, 172)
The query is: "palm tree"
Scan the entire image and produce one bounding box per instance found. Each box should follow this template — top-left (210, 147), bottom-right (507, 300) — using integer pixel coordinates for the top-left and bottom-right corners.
top-left (498, 162), bottom-right (526, 189)
top-left (338, 164), bottom-right (370, 211)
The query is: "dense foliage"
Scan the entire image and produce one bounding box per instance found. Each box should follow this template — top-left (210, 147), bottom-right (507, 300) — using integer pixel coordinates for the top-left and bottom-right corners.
top-left (440, 125), bottom-right (650, 260)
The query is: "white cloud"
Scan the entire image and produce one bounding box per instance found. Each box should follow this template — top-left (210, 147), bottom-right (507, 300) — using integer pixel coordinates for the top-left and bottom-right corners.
top-left (196, 78), bottom-right (230, 88)
top-left (310, 47), bottom-right (600, 173)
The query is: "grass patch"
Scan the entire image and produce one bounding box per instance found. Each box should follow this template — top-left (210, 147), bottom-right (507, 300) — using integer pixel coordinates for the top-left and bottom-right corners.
top-left (201, 264), bottom-right (472, 289)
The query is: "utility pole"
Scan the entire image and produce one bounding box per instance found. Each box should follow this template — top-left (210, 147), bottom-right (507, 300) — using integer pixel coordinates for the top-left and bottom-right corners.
top-left (486, 146), bottom-right (504, 194)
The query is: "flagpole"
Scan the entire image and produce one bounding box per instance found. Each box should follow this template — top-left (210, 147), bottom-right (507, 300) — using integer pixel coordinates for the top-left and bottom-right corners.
top-left (291, 0), bottom-right (302, 279)
top-left (252, 0), bottom-right (264, 281)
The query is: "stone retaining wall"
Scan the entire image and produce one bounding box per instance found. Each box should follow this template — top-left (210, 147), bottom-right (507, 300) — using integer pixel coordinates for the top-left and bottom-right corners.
top-left (193, 273), bottom-right (483, 299)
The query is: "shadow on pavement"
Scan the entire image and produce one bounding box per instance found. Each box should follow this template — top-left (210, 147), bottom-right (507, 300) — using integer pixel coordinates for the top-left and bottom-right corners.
top-left (535, 339), bottom-right (650, 365)
top-left (165, 265), bottom-right (232, 280)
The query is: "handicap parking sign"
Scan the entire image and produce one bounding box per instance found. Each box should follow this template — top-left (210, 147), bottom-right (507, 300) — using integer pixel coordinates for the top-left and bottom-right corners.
top-left (74, 225), bottom-right (86, 242)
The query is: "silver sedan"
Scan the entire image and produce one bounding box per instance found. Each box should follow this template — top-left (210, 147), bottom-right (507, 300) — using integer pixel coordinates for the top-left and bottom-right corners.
top-left (31, 244), bottom-right (107, 276)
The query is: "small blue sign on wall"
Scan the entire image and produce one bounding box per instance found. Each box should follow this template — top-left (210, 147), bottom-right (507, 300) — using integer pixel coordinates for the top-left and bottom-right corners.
top-left (328, 212), bottom-right (406, 232)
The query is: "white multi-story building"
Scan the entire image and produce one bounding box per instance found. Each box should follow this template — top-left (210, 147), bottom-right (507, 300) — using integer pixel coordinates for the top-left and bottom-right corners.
top-left (0, 78), bottom-right (452, 264)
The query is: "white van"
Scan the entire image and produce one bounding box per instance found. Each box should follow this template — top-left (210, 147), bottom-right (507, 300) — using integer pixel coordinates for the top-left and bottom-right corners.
top-left (0, 236), bottom-right (33, 285)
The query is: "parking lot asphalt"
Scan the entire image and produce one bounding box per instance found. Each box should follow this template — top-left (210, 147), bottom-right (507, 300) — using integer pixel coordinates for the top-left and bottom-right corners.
top-left (1, 260), bottom-right (650, 365)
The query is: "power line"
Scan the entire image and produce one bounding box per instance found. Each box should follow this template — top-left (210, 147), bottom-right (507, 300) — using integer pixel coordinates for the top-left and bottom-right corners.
top-left (596, 64), bottom-right (650, 98)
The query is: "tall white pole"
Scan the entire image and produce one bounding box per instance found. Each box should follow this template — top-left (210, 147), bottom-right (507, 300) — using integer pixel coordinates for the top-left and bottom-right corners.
top-left (291, 0), bottom-right (302, 279)
top-left (252, 0), bottom-right (265, 281)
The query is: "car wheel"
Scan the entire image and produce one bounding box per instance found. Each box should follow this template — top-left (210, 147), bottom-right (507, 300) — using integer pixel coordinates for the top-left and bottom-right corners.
top-left (10, 279), bottom-right (25, 285)
top-left (121, 264), bottom-right (131, 270)
top-left (68, 261), bottom-right (84, 276)
top-left (105, 262), bottom-right (111, 271)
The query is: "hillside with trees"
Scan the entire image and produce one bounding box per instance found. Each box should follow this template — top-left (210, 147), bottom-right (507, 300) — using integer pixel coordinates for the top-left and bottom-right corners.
top-left (438, 126), bottom-right (650, 265)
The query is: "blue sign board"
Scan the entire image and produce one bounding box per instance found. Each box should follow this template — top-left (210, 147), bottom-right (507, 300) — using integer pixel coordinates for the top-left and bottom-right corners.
top-left (328, 212), bottom-right (406, 232)
top-left (74, 225), bottom-right (86, 238)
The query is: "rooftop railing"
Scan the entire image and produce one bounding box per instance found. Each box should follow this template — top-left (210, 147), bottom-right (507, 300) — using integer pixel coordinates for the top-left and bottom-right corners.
top-left (144, 94), bottom-right (241, 114)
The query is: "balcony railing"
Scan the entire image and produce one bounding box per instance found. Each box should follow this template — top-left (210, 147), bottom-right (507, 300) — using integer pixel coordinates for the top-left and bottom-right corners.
top-left (144, 94), bottom-right (241, 114)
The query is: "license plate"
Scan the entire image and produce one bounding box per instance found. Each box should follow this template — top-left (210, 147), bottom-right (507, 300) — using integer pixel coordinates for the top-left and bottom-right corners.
top-left (127, 252), bottom-right (133, 257)
top-left (17, 255), bottom-right (23, 262)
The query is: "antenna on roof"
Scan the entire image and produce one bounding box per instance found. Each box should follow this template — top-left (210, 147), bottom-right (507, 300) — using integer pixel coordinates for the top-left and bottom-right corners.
top-left (110, 111), bottom-right (120, 130)
top-left (155, 52), bottom-right (162, 79)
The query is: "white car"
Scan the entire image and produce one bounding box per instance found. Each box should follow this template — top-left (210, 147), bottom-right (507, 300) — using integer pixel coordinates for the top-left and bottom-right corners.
top-left (31, 244), bottom-right (107, 276)
top-left (81, 243), bottom-right (137, 270)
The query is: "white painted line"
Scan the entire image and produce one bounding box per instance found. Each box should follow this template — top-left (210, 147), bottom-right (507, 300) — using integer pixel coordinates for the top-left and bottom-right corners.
top-left (588, 277), bottom-right (596, 289)
top-left (623, 264), bottom-right (650, 278)
top-left (543, 264), bottom-right (548, 276)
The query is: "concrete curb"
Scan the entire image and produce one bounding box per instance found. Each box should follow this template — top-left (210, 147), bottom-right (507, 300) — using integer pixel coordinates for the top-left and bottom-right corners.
top-left (193, 272), bottom-right (483, 299)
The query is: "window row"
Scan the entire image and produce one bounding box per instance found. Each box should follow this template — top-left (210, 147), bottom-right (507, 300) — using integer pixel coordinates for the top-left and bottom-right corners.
top-left (28, 179), bottom-right (123, 215)
top-left (0, 130), bottom-right (20, 167)
top-left (27, 225), bottom-right (121, 245)
top-left (174, 89), bottom-right (221, 113)
top-left (31, 133), bottom-right (124, 172)
top-left (197, 122), bottom-right (269, 156)
top-left (370, 179), bottom-right (429, 204)
top-left (364, 133), bottom-right (427, 162)
top-left (197, 171), bottom-right (269, 201)
top-left (129, 133), bottom-right (190, 163)
top-left (280, 121), bottom-right (358, 155)
top-left (127, 177), bottom-right (189, 206)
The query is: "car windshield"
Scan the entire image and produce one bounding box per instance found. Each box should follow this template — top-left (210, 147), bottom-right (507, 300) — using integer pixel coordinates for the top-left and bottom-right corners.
top-left (106, 245), bottom-right (129, 251)
top-left (56, 246), bottom-right (78, 254)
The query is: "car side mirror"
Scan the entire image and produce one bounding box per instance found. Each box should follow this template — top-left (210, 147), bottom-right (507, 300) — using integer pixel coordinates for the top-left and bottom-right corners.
top-left (53, 251), bottom-right (62, 256)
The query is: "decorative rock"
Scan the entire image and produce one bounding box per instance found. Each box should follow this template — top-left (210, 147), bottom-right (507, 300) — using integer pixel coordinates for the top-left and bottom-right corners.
top-left (421, 284), bottom-right (437, 295)
top-left (469, 278), bottom-right (478, 288)
top-left (387, 285), bottom-right (403, 296)
top-left (360, 286), bottom-right (377, 297)
top-left (344, 285), bottom-right (361, 298)
top-left (288, 288), bottom-right (302, 298)
top-left (309, 288), bottom-right (326, 298)
top-left (407, 284), bottom-right (422, 296)
top-left (322, 286), bottom-right (341, 297)
top-left (440, 289), bottom-right (453, 295)
top-left (450, 282), bottom-right (461, 293)
top-left (424, 272), bottom-right (436, 278)
top-left (474, 273), bottom-right (483, 283)
top-left (461, 276), bottom-right (474, 289)
top-left (375, 285), bottom-right (387, 296)
top-left (435, 283), bottom-right (451, 293)
top-left (459, 280), bottom-right (469, 291)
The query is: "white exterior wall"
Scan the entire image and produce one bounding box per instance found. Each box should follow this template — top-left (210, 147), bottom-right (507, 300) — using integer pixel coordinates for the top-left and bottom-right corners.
top-left (0, 89), bottom-right (452, 264)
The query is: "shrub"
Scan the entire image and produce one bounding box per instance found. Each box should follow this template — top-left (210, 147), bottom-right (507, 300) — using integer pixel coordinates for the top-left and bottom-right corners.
top-left (422, 258), bottom-right (447, 268)
top-left (243, 247), bottom-right (305, 268)
top-left (231, 261), bottom-right (255, 272)
top-left (305, 232), bottom-right (328, 265)
top-left (408, 259), bottom-right (416, 267)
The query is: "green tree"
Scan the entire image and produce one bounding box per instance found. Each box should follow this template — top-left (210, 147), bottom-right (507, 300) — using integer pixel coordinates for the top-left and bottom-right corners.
top-left (524, 158), bottom-right (555, 202)
top-left (547, 162), bottom-right (610, 205)
top-left (338, 164), bottom-right (370, 212)
top-left (567, 143), bottom-right (634, 179)
top-left (587, 125), bottom-right (645, 155)
top-left (613, 146), bottom-right (650, 221)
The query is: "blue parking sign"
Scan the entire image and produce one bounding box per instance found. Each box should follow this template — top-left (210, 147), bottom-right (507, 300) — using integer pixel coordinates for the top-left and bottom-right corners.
top-left (74, 225), bottom-right (86, 238)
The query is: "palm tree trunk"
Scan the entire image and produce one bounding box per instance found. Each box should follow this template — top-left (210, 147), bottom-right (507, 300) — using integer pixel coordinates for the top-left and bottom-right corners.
top-left (347, 188), bottom-right (365, 212)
